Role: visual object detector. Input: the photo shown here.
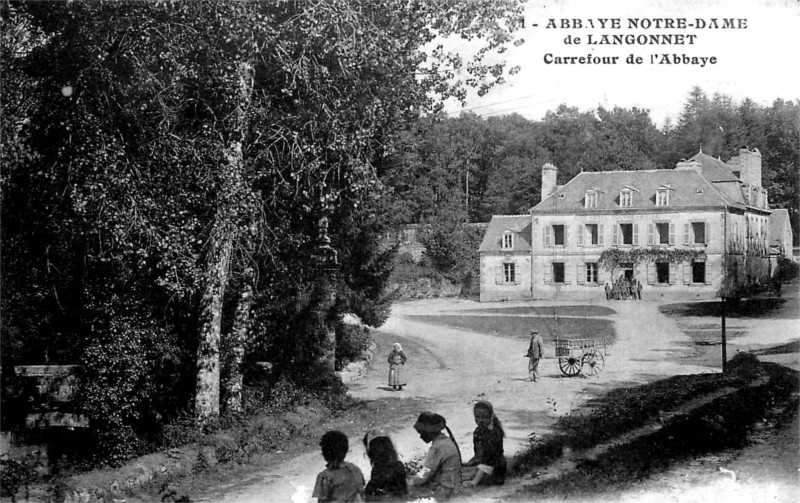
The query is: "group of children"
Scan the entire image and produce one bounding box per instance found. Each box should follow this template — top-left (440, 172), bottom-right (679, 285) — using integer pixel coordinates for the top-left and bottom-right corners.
top-left (313, 401), bottom-right (507, 502)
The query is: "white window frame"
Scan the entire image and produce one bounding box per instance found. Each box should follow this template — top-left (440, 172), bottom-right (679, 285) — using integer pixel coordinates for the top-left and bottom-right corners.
top-left (585, 262), bottom-right (598, 284)
top-left (656, 188), bottom-right (670, 206)
top-left (502, 232), bottom-right (513, 250)
top-left (503, 262), bottom-right (515, 284)
top-left (620, 190), bottom-right (633, 208)
top-left (585, 191), bottom-right (598, 208)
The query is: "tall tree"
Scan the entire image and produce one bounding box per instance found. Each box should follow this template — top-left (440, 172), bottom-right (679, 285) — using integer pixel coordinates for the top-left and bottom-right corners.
top-left (2, 0), bottom-right (527, 435)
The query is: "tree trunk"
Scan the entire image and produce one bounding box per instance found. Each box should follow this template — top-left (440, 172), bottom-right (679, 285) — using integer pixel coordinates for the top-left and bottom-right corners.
top-left (194, 224), bottom-right (234, 425)
top-left (195, 61), bottom-right (253, 425)
top-left (223, 268), bottom-right (253, 415)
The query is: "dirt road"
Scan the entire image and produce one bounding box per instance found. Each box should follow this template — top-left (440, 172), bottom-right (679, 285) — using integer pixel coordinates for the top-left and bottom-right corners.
top-left (195, 297), bottom-right (731, 502)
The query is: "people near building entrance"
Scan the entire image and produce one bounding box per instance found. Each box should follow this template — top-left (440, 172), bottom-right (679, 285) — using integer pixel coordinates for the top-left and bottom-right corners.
top-left (408, 411), bottom-right (462, 499)
top-left (604, 281), bottom-right (612, 300)
top-left (387, 343), bottom-right (407, 391)
top-left (609, 275), bottom-right (641, 301)
top-left (313, 430), bottom-right (366, 502)
top-left (526, 330), bottom-right (545, 382)
top-left (362, 430), bottom-right (408, 501)
top-left (462, 400), bottom-right (507, 487)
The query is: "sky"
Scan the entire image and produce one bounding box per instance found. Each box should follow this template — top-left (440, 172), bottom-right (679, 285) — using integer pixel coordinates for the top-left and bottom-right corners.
top-left (443, 0), bottom-right (800, 127)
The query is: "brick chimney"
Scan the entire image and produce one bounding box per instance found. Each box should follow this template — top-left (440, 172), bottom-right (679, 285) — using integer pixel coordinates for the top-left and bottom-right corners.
top-left (541, 163), bottom-right (557, 202)
top-left (727, 147), bottom-right (762, 188)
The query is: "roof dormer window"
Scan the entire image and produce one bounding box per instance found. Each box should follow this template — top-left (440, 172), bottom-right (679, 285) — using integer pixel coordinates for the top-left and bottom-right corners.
top-left (502, 232), bottom-right (514, 250)
top-left (656, 187), bottom-right (671, 206)
top-left (585, 190), bottom-right (598, 208)
top-left (620, 190), bottom-right (633, 208)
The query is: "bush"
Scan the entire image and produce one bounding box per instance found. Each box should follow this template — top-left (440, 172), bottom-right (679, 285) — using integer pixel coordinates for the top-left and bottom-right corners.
top-left (335, 324), bottom-right (371, 371)
top-left (776, 256), bottom-right (799, 282)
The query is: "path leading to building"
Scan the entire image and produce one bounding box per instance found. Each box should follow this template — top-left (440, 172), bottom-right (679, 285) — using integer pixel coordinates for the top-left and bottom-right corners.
top-left (193, 297), bottom-right (721, 503)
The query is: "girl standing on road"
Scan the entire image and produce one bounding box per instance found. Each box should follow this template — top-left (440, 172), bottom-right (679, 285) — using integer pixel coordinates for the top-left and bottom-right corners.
top-left (408, 411), bottom-right (462, 500)
top-left (313, 430), bottom-right (366, 502)
top-left (362, 431), bottom-right (408, 501)
top-left (387, 343), bottom-right (407, 391)
top-left (462, 400), bottom-right (506, 487)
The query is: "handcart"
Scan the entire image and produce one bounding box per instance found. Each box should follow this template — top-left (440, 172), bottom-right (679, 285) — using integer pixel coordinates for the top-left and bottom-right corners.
top-left (554, 338), bottom-right (607, 377)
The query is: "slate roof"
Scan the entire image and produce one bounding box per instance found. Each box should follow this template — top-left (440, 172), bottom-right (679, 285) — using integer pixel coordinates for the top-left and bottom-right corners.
top-left (479, 215), bottom-right (532, 253)
top-left (531, 169), bottom-right (739, 213)
top-left (686, 152), bottom-right (740, 182)
top-left (770, 208), bottom-right (791, 245)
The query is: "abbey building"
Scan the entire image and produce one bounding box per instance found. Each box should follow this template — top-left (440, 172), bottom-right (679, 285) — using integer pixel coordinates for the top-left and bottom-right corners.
top-left (479, 147), bottom-right (790, 302)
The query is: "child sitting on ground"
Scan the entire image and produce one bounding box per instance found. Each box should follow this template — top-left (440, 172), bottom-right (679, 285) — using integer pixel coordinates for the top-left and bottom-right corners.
top-left (362, 430), bottom-right (408, 501)
top-left (408, 411), bottom-right (463, 499)
top-left (313, 430), bottom-right (366, 502)
top-left (462, 400), bottom-right (506, 487)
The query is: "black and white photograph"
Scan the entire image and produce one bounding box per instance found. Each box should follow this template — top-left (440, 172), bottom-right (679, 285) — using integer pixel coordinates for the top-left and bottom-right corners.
top-left (1, 1), bottom-right (798, 502)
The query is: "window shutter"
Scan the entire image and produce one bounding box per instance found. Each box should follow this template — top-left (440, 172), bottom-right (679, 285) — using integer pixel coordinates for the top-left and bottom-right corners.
top-left (495, 265), bottom-right (503, 285)
top-left (683, 223), bottom-right (690, 245)
top-left (705, 221), bottom-right (710, 245)
top-left (577, 263), bottom-right (585, 284)
top-left (577, 225), bottom-right (584, 247)
top-left (668, 223), bottom-right (675, 245)
top-left (647, 223), bottom-right (654, 246)
top-left (514, 264), bottom-right (521, 285)
top-left (668, 263), bottom-right (677, 284)
top-left (647, 263), bottom-right (655, 285)
top-left (543, 262), bottom-right (552, 284)
top-left (544, 226), bottom-right (551, 247)
top-left (633, 223), bottom-right (640, 246)
top-left (564, 263), bottom-right (572, 284)
top-left (564, 225), bottom-right (569, 247)
top-left (704, 262), bottom-right (711, 285)
top-left (612, 224), bottom-right (618, 245)
top-left (682, 262), bottom-right (692, 284)
top-left (598, 225), bottom-right (604, 246)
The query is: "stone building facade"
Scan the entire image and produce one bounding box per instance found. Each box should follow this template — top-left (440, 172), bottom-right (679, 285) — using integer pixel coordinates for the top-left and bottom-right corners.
top-left (479, 148), bottom-right (774, 302)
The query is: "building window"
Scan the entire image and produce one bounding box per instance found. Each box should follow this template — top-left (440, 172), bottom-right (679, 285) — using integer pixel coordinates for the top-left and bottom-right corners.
top-left (656, 262), bottom-right (669, 284)
top-left (586, 262), bottom-right (598, 284)
top-left (544, 224), bottom-right (567, 247)
top-left (586, 224), bottom-right (599, 245)
top-left (502, 232), bottom-right (513, 249)
top-left (585, 191), bottom-right (598, 208)
top-left (692, 261), bottom-right (706, 284)
top-left (553, 262), bottom-right (565, 283)
top-left (656, 222), bottom-right (670, 245)
top-left (620, 223), bottom-right (633, 245)
top-left (656, 188), bottom-right (670, 206)
top-left (503, 263), bottom-right (515, 284)
top-left (553, 224), bottom-right (565, 246)
top-left (620, 190), bottom-right (633, 207)
top-left (692, 222), bottom-right (706, 244)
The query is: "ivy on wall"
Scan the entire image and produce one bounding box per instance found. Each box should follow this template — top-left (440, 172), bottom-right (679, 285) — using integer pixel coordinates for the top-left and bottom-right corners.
top-left (598, 248), bottom-right (707, 270)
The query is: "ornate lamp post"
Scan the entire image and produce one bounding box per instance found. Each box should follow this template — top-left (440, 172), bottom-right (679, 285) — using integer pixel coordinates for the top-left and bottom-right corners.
top-left (311, 216), bottom-right (339, 371)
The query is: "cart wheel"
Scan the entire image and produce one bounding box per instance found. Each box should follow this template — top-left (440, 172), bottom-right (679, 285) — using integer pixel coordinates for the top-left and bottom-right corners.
top-left (558, 357), bottom-right (583, 377)
top-left (582, 350), bottom-right (605, 376)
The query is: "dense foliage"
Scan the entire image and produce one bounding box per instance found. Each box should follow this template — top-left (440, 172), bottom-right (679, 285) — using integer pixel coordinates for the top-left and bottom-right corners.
top-left (388, 90), bottom-right (798, 238)
top-left (0, 0), bottom-right (525, 463)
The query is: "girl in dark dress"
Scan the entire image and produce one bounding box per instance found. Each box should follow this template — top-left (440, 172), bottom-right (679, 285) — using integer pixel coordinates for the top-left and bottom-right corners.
top-left (462, 400), bottom-right (506, 487)
top-left (363, 432), bottom-right (408, 501)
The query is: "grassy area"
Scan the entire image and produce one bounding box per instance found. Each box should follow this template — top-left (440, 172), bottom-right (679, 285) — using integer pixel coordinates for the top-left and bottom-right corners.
top-left (404, 315), bottom-right (616, 344)
top-left (659, 297), bottom-right (799, 319)
top-left (458, 305), bottom-right (616, 317)
top-left (513, 353), bottom-right (799, 498)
